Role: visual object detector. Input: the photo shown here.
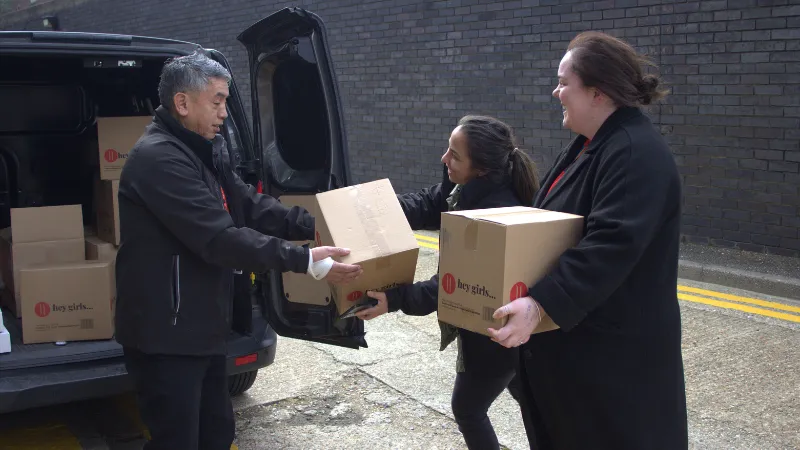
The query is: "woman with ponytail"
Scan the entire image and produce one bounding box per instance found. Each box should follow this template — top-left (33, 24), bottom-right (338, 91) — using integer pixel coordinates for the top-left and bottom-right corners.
top-left (356, 115), bottom-right (540, 450)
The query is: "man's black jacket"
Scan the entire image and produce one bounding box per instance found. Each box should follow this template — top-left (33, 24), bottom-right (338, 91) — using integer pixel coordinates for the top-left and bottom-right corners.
top-left (115, 106), bottom-right (314, 355)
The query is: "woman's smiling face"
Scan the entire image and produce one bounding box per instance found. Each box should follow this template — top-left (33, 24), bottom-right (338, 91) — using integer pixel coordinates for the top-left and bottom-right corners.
top-left (552, 50), bottom-right (596, 137)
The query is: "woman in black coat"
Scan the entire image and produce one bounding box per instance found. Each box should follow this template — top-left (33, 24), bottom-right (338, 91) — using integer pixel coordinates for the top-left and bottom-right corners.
top-left (488, 32), bottom-right (688, 449)
top-left (356, 115), bottom-right (541, 450)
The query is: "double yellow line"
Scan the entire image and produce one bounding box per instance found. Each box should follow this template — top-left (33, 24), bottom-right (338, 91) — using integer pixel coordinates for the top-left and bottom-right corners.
top-left (414, 234), bottom-right (800, 324)
top-left (416, 233), bottom-right (440, 250)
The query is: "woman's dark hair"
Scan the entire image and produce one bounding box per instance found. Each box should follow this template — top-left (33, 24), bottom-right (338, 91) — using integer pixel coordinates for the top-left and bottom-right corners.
top-left (457, 115), bottom-right (540, 205)
top-left (567, 31), bottom-right (669, 107)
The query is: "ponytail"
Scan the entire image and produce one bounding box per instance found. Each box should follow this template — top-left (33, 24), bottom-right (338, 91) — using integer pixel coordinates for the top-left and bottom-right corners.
top-left (510, 148), bottom-right (540, 206)
top-left (456, 115), bottom-right (541, 205)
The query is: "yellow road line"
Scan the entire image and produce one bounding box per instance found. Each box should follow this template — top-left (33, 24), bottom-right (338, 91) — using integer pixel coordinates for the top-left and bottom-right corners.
top-left (0, 423), bottom-right (82, 449)
top-left (414, 234), bottom-right (440, 243)
top-left (679, 293), bottom-right (800, 323)
top-left (417, 241), bottom-right (439, 250)
top-left (678, 285), bottom-right (800, 314)
top-left (413, 237), bottom-right (800, 323)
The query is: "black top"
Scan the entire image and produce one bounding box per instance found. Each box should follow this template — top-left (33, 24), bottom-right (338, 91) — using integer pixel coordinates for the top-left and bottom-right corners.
top-left (521, 107), bottom-right (688, 449)
top-left (388, 174), bottom-right (525, 374)
top-left (115, 106), bottom-right (313, 355)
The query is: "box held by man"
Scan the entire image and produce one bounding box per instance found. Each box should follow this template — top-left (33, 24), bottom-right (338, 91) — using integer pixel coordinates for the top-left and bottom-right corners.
top-left (314, 179), bottom-right (419, 316)
top-left (279, 195), bottom-right (332, 307)
top-left (437, 206), bottom-right (584, 337)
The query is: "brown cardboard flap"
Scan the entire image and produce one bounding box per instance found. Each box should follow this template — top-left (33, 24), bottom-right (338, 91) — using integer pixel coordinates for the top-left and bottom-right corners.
top-left (464, 222), bottom-right (479, 251)
top-left (278, 195), bottom-right (331, 307)
top-left (85, 236), bottom-right (117, 262)
top-left (10, 205), bottom-right (84, 243)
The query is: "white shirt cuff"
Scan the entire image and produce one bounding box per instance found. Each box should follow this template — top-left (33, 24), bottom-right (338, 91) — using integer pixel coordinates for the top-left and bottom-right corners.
top-left (307, 250), bottom-right (334, 280)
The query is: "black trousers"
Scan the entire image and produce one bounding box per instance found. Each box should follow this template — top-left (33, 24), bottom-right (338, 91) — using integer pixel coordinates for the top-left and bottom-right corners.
top-left (123, 347), bottom-right (235, 450)
top-left (451, 368), bottom-right (518, 450)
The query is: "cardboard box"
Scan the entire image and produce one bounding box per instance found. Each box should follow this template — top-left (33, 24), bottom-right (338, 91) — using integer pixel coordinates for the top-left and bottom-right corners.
top-left (96, 179), bottom-right (120, 246)
top-left (0, 206), bottom-right (86, 317)
top-left (20, 261), bottom-right (115, 344)
top-left (10, 205), bottom-right (84, 244)
top-left (0, 307), bottom-right (10, 354)
top-left (279, 195), bottom-right (331, 307)
top-left (314, 179), bottom-right (419, 315)
top-left (85, 236), bottom-right (117, 262)
top-left (437, 207), bottom-right (584, 337)
top-left (86, 235), bottom-right (117, 297)
top-left (97, 116), bottom-right (152, 180)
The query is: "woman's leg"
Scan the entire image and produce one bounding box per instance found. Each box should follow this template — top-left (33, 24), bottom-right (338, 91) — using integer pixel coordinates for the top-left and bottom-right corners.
top-left (451, 369), bottom-right (516, 450)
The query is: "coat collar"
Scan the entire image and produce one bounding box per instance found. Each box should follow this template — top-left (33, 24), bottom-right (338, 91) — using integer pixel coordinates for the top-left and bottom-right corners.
top-left (535, 107), bottom-right (643, 208)
top-left (454, 176), bottom-right (512, 210)
top-left (582, 106), bottom-right (642, 154)
top-left (154, 105), bottom-right (222, 175)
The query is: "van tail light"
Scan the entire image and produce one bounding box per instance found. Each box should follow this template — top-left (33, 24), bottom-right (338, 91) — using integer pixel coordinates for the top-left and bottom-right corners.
top-left (235, 353), bottom-right (258, 366)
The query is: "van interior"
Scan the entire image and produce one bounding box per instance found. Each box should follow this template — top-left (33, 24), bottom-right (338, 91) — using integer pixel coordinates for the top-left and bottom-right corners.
top-left (0, 54), bottom-right (163, 230)
top-left (0, 45), bottom-right (340, 361)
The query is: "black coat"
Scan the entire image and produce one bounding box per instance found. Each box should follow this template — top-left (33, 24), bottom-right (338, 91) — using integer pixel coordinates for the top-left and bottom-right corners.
top-left (386, 174), bottom-right (521, 375)
top-left (115, 106), bottom-right (314, 356)
top-left (521, 107), bottom-right (688, 449)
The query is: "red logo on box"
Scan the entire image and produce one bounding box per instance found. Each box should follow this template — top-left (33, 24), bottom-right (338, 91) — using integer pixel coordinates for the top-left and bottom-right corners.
top-left (104, 149), bottom-right (119, 163)
top-left (347, 291), bottom-right (363, 302)
top-left (442, 273), bottom-right (456, 294)
top-left (34, 302), bottom-right (50, 317)
top-left (510, 282), bottom-right (528, 301)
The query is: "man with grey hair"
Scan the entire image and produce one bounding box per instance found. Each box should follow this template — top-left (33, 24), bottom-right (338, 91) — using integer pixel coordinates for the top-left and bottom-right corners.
top-left (115, 50), bottom-right (362, 449)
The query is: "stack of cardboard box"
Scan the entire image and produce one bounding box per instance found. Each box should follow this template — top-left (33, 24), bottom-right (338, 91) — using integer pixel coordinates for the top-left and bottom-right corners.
top-left (94, 116), bottom-right (152, 247)
top-left (0, 205), bottom-right (115, 344)
top-left (0, 115), bottom-right (150, 346)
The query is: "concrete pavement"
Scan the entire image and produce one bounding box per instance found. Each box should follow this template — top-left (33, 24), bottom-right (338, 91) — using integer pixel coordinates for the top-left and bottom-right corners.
top-left (1, 238), bottom-right (798, 449)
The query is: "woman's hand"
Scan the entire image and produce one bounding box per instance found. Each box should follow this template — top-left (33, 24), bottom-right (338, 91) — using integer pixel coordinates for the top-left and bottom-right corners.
top-left (487, 296), bottom-right (542, 348)
top-left (355, 291), bottom-right (389, 321)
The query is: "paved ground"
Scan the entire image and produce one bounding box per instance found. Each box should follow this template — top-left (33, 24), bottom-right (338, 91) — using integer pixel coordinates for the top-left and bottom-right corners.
top-left (1, 232), bottom-right (798, 449)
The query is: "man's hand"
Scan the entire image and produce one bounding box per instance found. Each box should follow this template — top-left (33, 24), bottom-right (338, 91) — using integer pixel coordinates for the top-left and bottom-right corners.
top-left (487, 296), bottom-right (542, 348)
top-left (355, 291), bottom-right (389, 321)
top-left (310, 246), bottom-right (362, 285)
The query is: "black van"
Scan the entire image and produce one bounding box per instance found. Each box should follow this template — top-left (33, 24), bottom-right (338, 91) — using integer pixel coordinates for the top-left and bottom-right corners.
top-left (0, 7), bottom-right (367, 414)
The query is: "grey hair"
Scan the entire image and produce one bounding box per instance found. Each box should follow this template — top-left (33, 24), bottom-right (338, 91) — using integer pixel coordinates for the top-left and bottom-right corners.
top-left (158, 50), bottom-right (232, 111)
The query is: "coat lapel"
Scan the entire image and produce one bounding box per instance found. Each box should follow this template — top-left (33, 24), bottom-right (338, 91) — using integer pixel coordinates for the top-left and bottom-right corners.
top-left (536, 107), bottom-right (643, 210)
top-left (539, 149), bottom-right (593, 210)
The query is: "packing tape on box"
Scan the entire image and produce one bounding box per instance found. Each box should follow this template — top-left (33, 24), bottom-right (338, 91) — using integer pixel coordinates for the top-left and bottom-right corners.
top-left (350, 183), bottom-right (392, 256)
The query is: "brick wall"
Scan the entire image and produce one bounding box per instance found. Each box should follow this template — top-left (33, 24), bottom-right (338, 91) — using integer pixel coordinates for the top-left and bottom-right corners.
top-left (1, 0), bottom-right (798, 256)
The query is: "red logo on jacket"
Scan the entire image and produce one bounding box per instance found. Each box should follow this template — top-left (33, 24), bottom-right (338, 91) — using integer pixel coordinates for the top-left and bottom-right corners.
top-left (347, 291), bottom-right (363, 302)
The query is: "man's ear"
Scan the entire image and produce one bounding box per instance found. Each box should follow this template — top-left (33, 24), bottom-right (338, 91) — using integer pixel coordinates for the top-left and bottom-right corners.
top-left (173, 92), bottom-right (190, 117)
